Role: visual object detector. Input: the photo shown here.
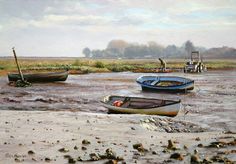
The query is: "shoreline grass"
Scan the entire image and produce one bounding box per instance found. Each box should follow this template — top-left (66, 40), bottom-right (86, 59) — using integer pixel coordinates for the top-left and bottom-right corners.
top-left (0, 58), bottom-right (236, 76)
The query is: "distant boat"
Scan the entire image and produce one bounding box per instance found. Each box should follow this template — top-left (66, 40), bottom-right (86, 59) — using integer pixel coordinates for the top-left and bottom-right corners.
top-left (136, 76), bottom-right (194, 92)
top-left (8, 71), bottom-right (68, 82)
top-left (101, 95), bottom-right (181, 117)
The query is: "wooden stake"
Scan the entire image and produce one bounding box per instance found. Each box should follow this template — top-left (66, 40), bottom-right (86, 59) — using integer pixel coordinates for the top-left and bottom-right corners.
top-left (12, 47), bottom-right (24, 81)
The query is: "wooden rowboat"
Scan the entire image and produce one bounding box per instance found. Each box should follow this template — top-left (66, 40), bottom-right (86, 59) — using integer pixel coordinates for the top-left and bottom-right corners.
top-left (8, 71), bottom-right (68, 82)
top-left (101, 95), bottom-right (181, 117)
top-left (136, 76), bottom-right (194, 92)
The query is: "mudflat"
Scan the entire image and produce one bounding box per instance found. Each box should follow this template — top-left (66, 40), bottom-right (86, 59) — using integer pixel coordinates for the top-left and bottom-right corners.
top-left (0, 70), bottom-right (235, 163)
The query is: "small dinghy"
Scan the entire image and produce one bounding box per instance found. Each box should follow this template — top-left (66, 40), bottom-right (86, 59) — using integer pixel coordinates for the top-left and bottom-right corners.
top-left (136, 76), bottom-right (194, 92)
top-left (8, 71), bottom-right (69, 82)
top-left (101, 95), bottom-right (181, 117)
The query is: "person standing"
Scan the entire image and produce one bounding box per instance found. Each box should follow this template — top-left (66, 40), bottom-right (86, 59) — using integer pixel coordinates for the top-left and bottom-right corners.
top-left (158, 58), bottom-right (166, 72)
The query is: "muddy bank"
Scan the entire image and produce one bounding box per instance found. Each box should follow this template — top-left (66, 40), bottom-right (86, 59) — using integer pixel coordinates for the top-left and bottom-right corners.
top-left (0, 111), bottom-right (235, 163)
top-left (0, 70), bottom-right (236, 163)
top-left (0, 70), bottom-right (236, 132)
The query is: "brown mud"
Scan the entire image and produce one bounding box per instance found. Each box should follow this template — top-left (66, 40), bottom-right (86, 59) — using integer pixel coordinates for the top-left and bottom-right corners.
top-left (0, 70), bottom-right (235, 131)
top-left (0, 70), bottom-right (236, 163)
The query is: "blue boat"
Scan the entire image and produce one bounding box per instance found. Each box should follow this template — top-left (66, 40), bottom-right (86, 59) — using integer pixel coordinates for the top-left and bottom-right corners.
top-left (136, 76), bottom-right (194, 92)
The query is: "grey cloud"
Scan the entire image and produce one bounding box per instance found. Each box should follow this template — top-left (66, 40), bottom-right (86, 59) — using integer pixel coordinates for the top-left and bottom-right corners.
top-left (113, 16), bottom-right (146, 26)
top-left (0, 0), bottom-right (53, 21)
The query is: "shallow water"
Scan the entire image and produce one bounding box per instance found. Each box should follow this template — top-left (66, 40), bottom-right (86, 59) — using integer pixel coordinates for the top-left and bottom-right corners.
top-left (0, 70), bottom-right (235, 131)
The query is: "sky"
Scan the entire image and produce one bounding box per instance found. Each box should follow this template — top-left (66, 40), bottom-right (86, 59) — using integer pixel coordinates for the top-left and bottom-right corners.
top-left (0, 0), bottom-right (236, 57)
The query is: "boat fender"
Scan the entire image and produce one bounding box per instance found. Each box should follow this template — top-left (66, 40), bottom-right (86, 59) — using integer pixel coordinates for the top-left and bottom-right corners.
top-left (113, 100), bottom-right (123, 107)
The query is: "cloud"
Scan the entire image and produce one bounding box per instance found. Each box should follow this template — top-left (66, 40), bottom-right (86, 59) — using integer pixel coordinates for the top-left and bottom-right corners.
top-left (0, 0), bottom-right (236, 57)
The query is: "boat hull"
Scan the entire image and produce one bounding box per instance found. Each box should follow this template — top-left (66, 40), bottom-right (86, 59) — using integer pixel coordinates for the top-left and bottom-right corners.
top-left (136, 76), bottom-right (194, 93)
top-left (8, 71), bottom-right (68, 82)
top-left (101, 95), bottom-right (181, 117)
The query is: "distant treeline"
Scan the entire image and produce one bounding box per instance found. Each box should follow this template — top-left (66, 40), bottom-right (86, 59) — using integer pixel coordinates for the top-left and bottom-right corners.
top-left (83, 40), bottom-right (236, 59)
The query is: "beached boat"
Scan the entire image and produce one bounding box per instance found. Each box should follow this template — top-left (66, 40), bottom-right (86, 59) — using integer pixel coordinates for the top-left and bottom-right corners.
top-left (136, 76), bottom-right (194, 92)
top-left (8, 71), bottom-right (69, 82)
top-left (101, 95), bottom-right (181, 117)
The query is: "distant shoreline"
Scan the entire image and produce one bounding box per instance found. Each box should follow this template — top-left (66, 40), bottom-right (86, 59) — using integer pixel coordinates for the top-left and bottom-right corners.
top-left (1, 58), bottom-right (236, 76)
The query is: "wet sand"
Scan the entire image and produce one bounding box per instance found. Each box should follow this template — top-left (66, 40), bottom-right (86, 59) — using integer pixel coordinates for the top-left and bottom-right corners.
top-left (0, 70), bottom-right (236, 163)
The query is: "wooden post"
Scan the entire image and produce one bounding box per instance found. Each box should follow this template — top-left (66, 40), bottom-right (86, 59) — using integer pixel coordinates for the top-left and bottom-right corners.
top-left (12, 47), bottom-right (24, 81)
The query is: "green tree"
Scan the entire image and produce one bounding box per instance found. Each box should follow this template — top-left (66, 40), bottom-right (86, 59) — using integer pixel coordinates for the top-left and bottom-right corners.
top-left (83, 47), bottom-right (91, 58)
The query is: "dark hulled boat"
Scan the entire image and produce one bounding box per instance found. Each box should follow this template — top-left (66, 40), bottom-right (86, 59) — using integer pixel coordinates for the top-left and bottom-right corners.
top-left (8, 71), bottom-right (68, 82)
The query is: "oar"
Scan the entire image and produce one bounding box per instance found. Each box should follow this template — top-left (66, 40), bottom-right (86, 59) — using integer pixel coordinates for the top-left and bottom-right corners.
top-left (12, 47), bottom-right (24, 81)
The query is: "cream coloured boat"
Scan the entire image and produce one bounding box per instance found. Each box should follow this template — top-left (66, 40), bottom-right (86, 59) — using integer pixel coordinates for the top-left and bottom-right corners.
top-left (101, 95), bottom-right (181, 117)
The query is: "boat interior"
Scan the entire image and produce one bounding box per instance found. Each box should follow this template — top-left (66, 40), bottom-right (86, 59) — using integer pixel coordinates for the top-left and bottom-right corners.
top-left (146, 80), bottom-right (184, 86)
top-left (106, 96), bottom-right (179, 109)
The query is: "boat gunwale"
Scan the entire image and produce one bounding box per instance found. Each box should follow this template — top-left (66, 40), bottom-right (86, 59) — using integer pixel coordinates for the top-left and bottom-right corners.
top-left (8, 70), bottom-right (69, 76)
